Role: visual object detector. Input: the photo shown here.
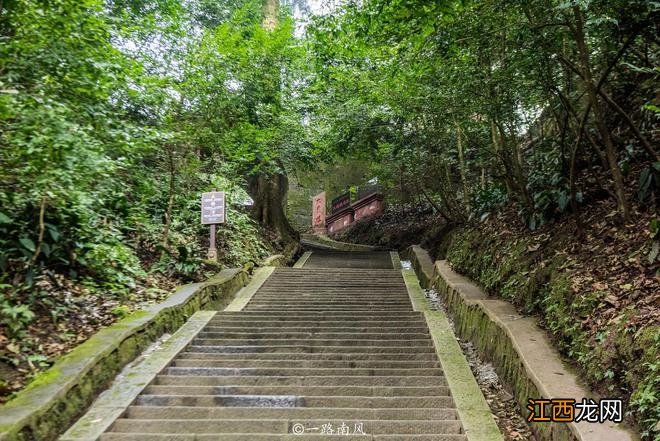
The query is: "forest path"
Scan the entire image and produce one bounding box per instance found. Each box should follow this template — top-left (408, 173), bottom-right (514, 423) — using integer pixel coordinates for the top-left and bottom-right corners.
top-left (62, 249), bottom-right (501, 440)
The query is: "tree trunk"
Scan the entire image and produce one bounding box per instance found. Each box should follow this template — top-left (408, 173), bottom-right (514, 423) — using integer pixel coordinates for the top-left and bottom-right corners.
top-left (454, 117), bottom-right (470, 208)
top-left (491, 118), bottom-right (533, 213)
top-left (572, 6), bottom-right (629, 222)
top-left (248, 171), bottom-right (298, 243)
top-left (241, 0), bottom-right (296, 244)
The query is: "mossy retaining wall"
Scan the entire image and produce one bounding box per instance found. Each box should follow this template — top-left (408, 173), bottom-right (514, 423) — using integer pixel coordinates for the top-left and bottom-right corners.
top-left (434, 226), bottom-right (657, 439)
top-left (405, 245), bottom-right (638, 441)
top-left (0, 268), bottom-right (249, 441)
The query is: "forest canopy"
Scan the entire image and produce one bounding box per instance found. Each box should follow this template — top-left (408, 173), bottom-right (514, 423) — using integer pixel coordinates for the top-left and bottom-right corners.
top-left (0, 0), bottom-right (658, 437)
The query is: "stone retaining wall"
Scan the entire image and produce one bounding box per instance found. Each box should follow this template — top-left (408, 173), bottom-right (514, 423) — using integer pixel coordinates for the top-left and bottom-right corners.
top-left (405, 245), bottom-right (637, 441)
top-left (0, 268), bottom-right (250, 441)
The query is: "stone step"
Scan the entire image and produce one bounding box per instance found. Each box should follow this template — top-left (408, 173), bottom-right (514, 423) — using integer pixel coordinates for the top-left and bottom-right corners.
top-left (213, 312), bottom-right (423, 318)
top-left (262, 279), bottom-right (404, 283)
top-left (108, 418), bottom-right (462, 434)
top-left (143, 385), bottom-right (450, 397)
top-left (252, 295), bottom-right (410, 302)
top-left (247, 303), bottom-right (410, 306)
top-left (256, 288), bottom-right (407, 292)
top-left (254, 291), bottom-right (409, 295)
top-left (201, 326), bottom-right (430, 333)
top-left (191, 338), bottom-right (433, 347)
top-left (216, 310), bottom-right (421, 314)
top-left (259, 288), bottom-right (406, 292)
top-left (183, 345), bottom-right (436, 354)
top-left (177, 352), bottom-right (439, 361)
top-left (241, 308), bottom-right (415, 313)
top-left (243, 304), bottom-right (412, 309)
top-left (171, 359), bottom-right (440, 369)
top-left (154, 375), bottom-right (448, 387)
top-left (144, 385), bottom-right (449, 397)
top-left (101, 435), bottom-right (467, 441)
top-left (249, 297), bottom-right (410, 301)
top-left (274, 268), bottom-right (400, 271)
top-left (190, 339), bottom-right (433, 347)
top-left (164, 367), bottom-right (443, 377)
top-left (124, 405), bottom-right (458, 420)
top-left (208, 317), bottom-right (428, 329)
top-left (135, 395), bottom-right (454, 408)
top-left (124, 407), bottom-right (459, 422)
top-left (194, 332), bottom-right (429, 340)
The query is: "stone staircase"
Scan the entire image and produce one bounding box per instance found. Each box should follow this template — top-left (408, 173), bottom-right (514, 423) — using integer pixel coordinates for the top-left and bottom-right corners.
top-left (96, 251), bottom-right (470, 440)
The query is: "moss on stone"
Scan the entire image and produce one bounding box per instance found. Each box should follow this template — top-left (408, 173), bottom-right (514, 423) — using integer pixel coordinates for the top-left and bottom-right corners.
top-left (0, 268), bottom-right (251, 441)
top-left (438, 225), bottom-right (658, 438)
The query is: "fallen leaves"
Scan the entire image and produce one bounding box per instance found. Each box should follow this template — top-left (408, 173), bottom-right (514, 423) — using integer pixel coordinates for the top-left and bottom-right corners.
top-left (0, 269), bottom-right (179, 404)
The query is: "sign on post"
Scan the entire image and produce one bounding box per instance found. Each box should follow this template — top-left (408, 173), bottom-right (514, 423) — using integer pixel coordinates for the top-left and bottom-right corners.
top-left (312, 191), bottom-right (326, 234)
top-left (201, 191), bottom-right (225, 260)
top-left (201, 191), bottom-right (226, 225)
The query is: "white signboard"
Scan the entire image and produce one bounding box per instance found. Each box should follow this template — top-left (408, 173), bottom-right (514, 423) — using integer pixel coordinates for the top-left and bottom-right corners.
top-left (201, 191), bottom-right (226, 225)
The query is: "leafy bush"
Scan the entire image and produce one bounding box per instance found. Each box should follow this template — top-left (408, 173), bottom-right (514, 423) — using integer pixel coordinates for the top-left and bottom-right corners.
top-left (0, 297), bottom-right (35, 339)
top-left (472, 185), bottom-right (508, 221)
top-left (82, 241), bottom-right (146, 292)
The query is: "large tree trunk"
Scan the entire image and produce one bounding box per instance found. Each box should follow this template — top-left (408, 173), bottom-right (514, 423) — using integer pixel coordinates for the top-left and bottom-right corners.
top-left (247, 171), bottom-right (298, 244)
top-left (242, 0), bottom-right (297, 244)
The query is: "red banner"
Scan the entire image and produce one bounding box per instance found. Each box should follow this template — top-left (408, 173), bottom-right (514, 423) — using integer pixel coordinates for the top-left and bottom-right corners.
top-left (312, 192), bottom-right (326, 227)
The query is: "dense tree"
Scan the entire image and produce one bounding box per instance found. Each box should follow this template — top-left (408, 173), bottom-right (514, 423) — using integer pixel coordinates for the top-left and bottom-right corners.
top-left (305, 0), bottom-right (658, 436)
top-left (0, 0), bottom-right (658, 435)
top-left (0, 0), bottom-right (304, 394)
top-left (307, 0), bottom-right (658, 228)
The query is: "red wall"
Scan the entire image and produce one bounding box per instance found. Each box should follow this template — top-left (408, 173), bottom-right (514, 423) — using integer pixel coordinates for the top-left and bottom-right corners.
top-left (327, 211), bottom-right (354, 233)
top-left (353, 198), bottom-right (383, 221)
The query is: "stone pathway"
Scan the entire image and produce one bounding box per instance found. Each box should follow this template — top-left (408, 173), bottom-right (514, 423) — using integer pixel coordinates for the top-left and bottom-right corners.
top-left (63, 249), bottom-right (501, 440)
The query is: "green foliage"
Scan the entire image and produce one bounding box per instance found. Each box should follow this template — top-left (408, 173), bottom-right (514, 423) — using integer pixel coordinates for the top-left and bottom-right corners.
top-left (0, 0), bottom-right (295, 301)
top-left (630, 339), bottom-right (660, 440)
top-left (0, 300), bottom-right (34, 339)
top-left (472, 185), bottom-right (509, 221)
top-left (82, 241), bottom-right (146, 293)
top-left (444, 226), bottom-right (659, 438)
top-left (110, 305), bottom-right (131, 318)
top-left (306, 0), bottom-right (659, 226)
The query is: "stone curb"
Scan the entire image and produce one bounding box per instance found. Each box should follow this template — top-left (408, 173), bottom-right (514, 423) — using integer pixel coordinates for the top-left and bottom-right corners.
top-left (424, 310), bottom-right (504, 441)
top-left (300, 234), bottom-right (378, 251)
top-left (262, 254), bottom-right (288, 267)
top-left (400, 259), bottom-right (503, 441)
top-left (404, 245), bottom-right (434, 288)
top-left (406, 245), bottom-right (638, 441)
top-left (59, 311), bottom-right (216, 441)
top-left (389, 251), bottom-right (402, 269)
top-left (293, 251), bottom-right (312, 268)
top-left (224, 266), bottom-right (275, 311)
top-left (0, 269), bottom-right (249, 441)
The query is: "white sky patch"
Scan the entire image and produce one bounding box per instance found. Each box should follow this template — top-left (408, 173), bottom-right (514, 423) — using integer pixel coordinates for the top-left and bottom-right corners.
top-left (225, 78), bottom-right (242, 92)
top-left (288, 0), bottom-right (343, 37)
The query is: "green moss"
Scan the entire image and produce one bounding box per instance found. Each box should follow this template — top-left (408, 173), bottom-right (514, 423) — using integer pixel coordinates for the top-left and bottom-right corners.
top-left (1, 366), bottom-right (65, 412)
top-left (442, 227), bottom-right (658, 438)
top-left (0, 269), bottom-right (252, 441)
top-left (628, 326), bottom-right (660, 439)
